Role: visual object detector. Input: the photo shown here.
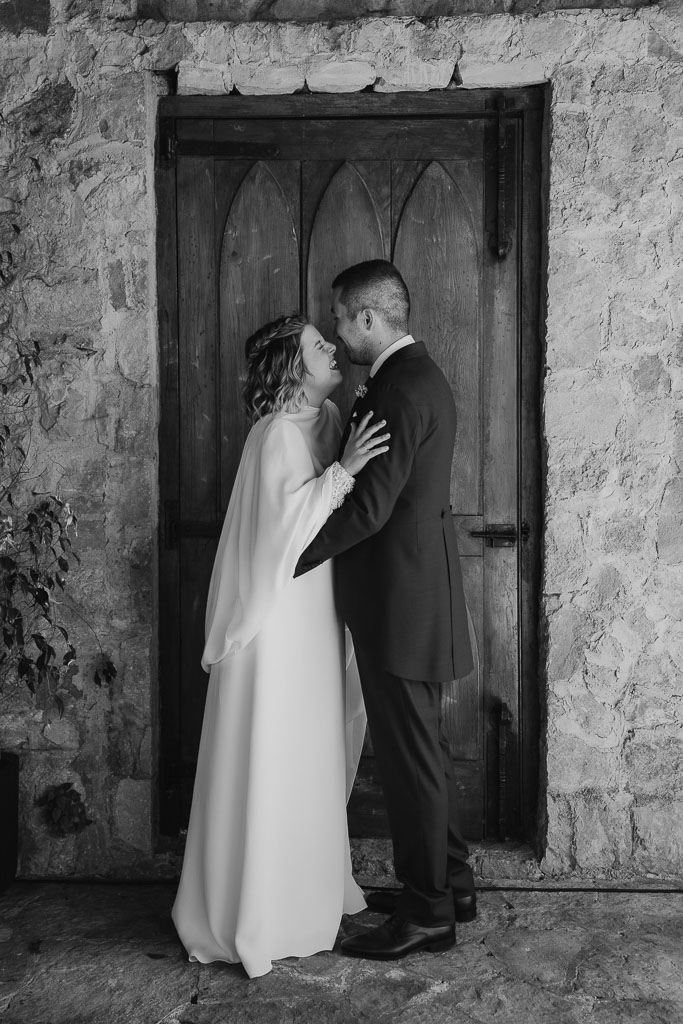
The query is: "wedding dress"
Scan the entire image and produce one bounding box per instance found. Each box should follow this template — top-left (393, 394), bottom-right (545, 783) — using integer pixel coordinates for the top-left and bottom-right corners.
top-left (172, 400), bottom-right (367, 978)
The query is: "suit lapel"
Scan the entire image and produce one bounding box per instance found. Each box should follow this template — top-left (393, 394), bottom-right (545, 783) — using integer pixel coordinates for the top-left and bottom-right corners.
top-left (340, 343), bottom-right (427, 451)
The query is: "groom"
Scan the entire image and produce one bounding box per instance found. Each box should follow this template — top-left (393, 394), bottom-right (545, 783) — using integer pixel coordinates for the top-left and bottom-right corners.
top-left (296, 259), bottom-right (475, 961)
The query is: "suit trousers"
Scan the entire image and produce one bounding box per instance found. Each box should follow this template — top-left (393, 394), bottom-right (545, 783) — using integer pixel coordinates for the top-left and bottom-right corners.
top-left (354, 643), bottom-right (474, 928)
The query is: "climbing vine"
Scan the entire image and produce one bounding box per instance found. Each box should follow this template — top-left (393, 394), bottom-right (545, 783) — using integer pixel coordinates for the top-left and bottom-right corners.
top-left (0, 335), bottom-right (115, 712)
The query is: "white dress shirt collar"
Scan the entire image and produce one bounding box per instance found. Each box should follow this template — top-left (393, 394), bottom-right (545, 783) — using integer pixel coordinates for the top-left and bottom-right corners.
top-left (369, 334), bottom-right (416, 378)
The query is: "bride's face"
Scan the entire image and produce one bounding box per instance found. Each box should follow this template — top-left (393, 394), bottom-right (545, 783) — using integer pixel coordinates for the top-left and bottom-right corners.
top-left (300, 324), bottom-right (342, 400)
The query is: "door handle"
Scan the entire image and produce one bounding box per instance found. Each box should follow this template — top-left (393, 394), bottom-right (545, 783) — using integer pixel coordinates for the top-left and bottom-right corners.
top-left (469, 522), bottom-right (529, 547)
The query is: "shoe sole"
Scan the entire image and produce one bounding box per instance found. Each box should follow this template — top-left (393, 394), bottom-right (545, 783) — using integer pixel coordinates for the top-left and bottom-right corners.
top-left (341, 935), bottom-right (456, 960)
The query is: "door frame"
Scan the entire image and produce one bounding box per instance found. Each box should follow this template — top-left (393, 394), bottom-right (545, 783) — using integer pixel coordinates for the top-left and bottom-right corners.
top-left (155, 88), bottom-right (546, 843)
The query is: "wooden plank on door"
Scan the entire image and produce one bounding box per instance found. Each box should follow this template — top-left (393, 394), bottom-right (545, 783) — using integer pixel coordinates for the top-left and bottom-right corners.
top-left (212, 119), bottom-right (483, 162)
top-left (176, 155), bottom-right (218, 780)
top-left (216, 157), bottom-right (300, 504)
top-left (393, 157), bottom-right (485, 821)
top-left (482, 116), bottom-right (522, 838)
top-left (442, 553), bottom-right (484, 763)
top-left (519, 104), bottom-right (544, 839)
top-left (304, 161), bottom-right (389, 418)
top-left (162, 89), bottom-right (545, 123)
top-left (393, 159), bottom-right (482, 514)
top-left (157, 120), bottom-right (181, 834)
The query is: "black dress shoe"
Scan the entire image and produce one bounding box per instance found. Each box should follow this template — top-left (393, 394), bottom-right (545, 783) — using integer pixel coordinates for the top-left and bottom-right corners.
top-left (341, 914), bottom-right (455, 961)
top-left (365, 888), bottom-right (477, 923)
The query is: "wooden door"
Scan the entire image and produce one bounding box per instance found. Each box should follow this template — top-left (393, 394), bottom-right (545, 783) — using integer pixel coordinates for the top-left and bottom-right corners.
top-left (157, 91), bottom-right (543, 843)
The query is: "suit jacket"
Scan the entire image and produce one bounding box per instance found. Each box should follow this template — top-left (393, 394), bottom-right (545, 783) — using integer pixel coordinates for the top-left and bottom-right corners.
top-left (296, 341), bottom-right (473, 683)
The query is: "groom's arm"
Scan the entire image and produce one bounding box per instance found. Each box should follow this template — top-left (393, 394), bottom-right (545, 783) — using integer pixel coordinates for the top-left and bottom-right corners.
top-left (295, 383), bottom-right (421, 576)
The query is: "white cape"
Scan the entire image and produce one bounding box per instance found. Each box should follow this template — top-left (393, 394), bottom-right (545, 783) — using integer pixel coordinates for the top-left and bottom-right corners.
top-left (173, 401), bottom-right (367, 977)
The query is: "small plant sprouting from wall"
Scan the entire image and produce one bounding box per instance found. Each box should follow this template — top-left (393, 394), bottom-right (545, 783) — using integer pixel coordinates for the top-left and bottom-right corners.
top-left (37, 782), bottom-right (92, 835)
top-left (0, 337), bottom-right (116, 713)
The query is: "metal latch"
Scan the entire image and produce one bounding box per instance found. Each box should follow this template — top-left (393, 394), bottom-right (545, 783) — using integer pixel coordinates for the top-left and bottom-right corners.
top-left (469, 522), bottom-right (529, 547)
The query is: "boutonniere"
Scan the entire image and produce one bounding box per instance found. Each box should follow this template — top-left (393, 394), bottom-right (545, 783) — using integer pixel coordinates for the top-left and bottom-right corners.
top-left (355, 383), bottom-right (368, 399)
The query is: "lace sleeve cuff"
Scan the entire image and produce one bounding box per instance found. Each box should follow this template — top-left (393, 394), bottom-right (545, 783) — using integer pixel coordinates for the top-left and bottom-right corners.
top-left (329, 461), bottom-right (355, 510)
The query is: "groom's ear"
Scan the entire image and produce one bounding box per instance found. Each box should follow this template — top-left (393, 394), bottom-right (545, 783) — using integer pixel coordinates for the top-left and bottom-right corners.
top-left (362, 308), bottom-right (373, 330)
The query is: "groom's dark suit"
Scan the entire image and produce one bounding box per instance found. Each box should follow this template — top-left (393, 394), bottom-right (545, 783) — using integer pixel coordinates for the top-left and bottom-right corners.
top-left (296, 340), bottom-right (474, 927)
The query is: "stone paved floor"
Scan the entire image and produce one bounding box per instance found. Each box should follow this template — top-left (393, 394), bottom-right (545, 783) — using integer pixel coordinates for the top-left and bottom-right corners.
top-left (1, 883), bottom-right (682, 1023)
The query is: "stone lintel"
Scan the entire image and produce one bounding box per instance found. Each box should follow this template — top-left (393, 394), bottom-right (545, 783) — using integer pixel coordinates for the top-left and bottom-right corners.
top-left (306, 60), bottom-right (376, 94)
top-left (177, 58), bottom-right (231, 94)
top-left (458, 56), bottom-right (548, 88)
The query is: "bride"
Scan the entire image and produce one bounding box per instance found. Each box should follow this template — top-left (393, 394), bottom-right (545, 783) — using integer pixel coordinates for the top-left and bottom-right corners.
top-left (172, 314), bottom-right (390, 978)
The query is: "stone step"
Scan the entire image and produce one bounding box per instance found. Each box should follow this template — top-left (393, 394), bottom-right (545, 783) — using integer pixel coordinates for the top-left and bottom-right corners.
top-left (351, 837), bottom-right (543, 888)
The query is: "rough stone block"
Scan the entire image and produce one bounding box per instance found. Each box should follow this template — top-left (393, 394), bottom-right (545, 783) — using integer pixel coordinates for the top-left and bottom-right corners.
top-left (135, 22), bottom-right (190, 70)
top-left (588, 17), bottom-right (649, 64)
top-left (624, 733), bottom-right (683, 798)
top-left (548, 109), bottom-right (590, 182)
top-left (458, 56), bottom-right (546, 89)
top-left (544, 374), bottom-right (623, 447)
top-left (588, 564), bottom-right (624, 610)
top-left (97, 30), bottom-right (146, 67)
top-left (306, 60), bottom-right (376, 93)
top-left (659, 71), bottom-right (683, 117)
top-left (375, 58), bottom-right (455, 92)
top-left (541, 793), bottom-right (575, 875)
top-left (519, 15), bottom-right (590, 62)
top-left (554, 690), bottom-right (623, 755)
top-left (546, 254), bottom-right (607, 367)
top-left (630, 354), bottom-right (671, 395)
top-left (552, 65), bottom-right (593, 109)
top-left (111, 311), bottom-right (152, 384)
top-left (108, 692), bottom-right (150, 778)
top-left (543, 508), bottom-right (589, 591)
top-left (40, 717), bottom-right (81, 751)
top-left (571, 792), bottom-right (634, 873)
top-left (177, 58), bottom-right (230, 95)
top-left (194, 22), bottom-right (233, 63)
top-left (107, 258), bottom-right (127, 310)
top-left (114, 778), bottom-right (152, 852)
top-left (0, 0), bottom-right (50, 35)
top-left (12, 81), bottom-right (76, 145)
top-left (232, 64), bottom-right (304, 95)
top-left (633, 800), bottom-right (683, 876)
top-left (546, 732), bottom-right (620, 795)
top-left (20, 275), bottom-right (102, 334)
top-left (546, 604), bottom-right (591, 680)
top-left (657, 479), bottom-right (683, 564)
top-left (96, 73), bottom-right (147, 144)
top-left (596, 514), bottom-right (648, 557)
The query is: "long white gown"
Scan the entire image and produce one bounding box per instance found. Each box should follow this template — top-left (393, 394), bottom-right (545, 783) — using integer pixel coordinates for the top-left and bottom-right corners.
top-left (172, 400), bottom-right (367, 979)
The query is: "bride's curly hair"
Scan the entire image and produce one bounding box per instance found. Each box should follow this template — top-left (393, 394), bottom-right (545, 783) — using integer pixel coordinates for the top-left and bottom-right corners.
top-left (242, 314), bottom-right (310, 422)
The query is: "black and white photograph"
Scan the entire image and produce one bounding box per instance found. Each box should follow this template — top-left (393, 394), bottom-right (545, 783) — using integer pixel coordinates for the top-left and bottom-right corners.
top-left (0, 0), bottom-right (682, 1021)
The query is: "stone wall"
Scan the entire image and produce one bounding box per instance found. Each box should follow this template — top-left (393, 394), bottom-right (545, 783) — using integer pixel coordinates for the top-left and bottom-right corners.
top-left (0, 0), bottom-right (681, 880)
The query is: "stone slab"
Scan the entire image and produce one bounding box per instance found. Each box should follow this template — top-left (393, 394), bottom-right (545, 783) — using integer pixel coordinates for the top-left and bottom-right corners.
top-left (1, 883), bottom-right (682, 1024)
top-left (136, 0), bottom-right (654, 21)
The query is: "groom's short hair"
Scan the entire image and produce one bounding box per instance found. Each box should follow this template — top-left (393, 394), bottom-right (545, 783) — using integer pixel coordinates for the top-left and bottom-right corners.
top-left (333, 260), bottom-right (410, 334)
